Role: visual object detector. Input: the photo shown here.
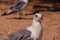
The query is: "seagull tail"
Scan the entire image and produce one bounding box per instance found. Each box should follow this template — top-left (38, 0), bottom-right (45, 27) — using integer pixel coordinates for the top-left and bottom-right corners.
top-left (1, 9), bottom-right (16, 16)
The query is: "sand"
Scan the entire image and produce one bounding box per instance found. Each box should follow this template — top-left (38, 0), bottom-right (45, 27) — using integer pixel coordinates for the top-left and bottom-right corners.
top-left (0, 2), bottom-right (60, 40)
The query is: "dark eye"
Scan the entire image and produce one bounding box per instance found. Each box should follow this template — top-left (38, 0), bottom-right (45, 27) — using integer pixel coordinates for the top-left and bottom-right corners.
top-left (35, 15), bottom-right (38, 18)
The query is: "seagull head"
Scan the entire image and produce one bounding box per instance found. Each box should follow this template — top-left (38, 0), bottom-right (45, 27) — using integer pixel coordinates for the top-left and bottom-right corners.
top-left (34, 12), bottom-right (43, 22)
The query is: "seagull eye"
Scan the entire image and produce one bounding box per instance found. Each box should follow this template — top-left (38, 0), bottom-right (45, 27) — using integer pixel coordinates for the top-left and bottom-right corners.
top-left (35, 15), bottom-right (38, 18)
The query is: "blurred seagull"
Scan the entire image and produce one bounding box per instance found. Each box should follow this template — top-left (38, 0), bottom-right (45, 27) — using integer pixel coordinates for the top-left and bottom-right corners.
top-left (3, 12), bottom-right (43, 40)
top-left (1, 0), bottom-right (29, 19)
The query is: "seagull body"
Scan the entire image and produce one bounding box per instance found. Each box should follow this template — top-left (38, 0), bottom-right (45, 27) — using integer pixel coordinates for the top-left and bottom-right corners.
top-left (3, 12), bottom-right (42, 40)
top-left (1, 0), bottom-right (28, 16)
top-left (11, 0), bottom-right (28, 11)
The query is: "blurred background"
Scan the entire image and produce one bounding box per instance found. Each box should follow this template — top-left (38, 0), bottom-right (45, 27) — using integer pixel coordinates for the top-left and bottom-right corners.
top-left (0, 0), bottom-right (60, 40)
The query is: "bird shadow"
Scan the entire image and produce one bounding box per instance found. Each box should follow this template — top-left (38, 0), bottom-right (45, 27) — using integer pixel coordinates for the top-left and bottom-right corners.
top-left (7, 17), bottom-right (33, 20)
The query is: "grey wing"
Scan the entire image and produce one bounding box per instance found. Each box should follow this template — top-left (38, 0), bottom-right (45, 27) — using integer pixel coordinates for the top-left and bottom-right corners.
top-left (10, 1), bottom-right (26, 11)
top-left (21, 30), bottom-right (33, 40)
top-left (3, 29), bottom-right (26, 40)
top-left (25, 37), bottom-right (34, 40)
top-left (3, 29), bottom-right (33, 40)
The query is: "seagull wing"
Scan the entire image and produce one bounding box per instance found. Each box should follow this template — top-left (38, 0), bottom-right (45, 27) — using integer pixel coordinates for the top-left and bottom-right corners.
top-left (1, 1), bottom-right (26, 16)
top-left (10, 1), bottom-right (26, 10)
top-left (3, 29), bottom-right (33, 40)
top-left (3, 29), bottom-right (25, 40)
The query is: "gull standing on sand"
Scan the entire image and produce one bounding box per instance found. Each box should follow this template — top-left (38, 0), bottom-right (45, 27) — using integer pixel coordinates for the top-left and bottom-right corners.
top-left (1, 0), bottom-right (29, 18)
top-left (3, 12), bottom-right (43, 40)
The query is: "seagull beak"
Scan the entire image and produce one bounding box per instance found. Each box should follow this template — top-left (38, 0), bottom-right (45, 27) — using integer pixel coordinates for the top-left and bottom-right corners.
top-left (38, 17), bottom-right (43, 22)
top-left (38, 16), bottom-right (43, 22)
top-left (41, 15), bottom-right (43, 20)
top-left (41, 17), bottom-right (43, 20)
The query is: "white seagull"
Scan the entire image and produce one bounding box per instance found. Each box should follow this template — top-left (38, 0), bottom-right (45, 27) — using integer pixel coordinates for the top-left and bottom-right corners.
top-left (1, 0), bottom-right (29, 18)
top-left (3, 12), bottom-right (43, 40)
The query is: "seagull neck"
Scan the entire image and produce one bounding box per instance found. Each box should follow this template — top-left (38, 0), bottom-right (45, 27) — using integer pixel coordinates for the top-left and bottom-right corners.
top-left (29, 19), bottom-right (42, 32)
top-left (26, 18), bottom-right (42, 32)
top-left (32, 19), bottom-right (41, 28)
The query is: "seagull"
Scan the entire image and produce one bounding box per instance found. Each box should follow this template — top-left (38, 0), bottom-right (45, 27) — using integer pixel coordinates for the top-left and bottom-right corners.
top-left (1, 0), bottom-right (29, 19)
top-left (3, 12), bottom-right (43, 40)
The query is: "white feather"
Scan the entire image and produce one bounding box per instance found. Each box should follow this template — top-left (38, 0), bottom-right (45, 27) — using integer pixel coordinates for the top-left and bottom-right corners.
top-left (26, 13), bottom-right (42, 40)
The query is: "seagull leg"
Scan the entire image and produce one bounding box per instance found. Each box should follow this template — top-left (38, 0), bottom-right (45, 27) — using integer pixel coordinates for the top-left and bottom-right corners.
top-left (20, 10), bottom-right (23, 15)
top-left (18, 10), bottom-right (24, 19)
top-left (18, 10), bottom-right (22, 19)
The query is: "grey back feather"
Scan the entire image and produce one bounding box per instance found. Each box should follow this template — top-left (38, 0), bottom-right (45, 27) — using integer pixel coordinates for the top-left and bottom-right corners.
top-left (3, 29), bottom-right (33, 40)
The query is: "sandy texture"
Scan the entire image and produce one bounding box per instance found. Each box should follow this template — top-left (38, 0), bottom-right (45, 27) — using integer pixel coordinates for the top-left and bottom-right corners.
top-left (0, 2), bottom-right (60, 40)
